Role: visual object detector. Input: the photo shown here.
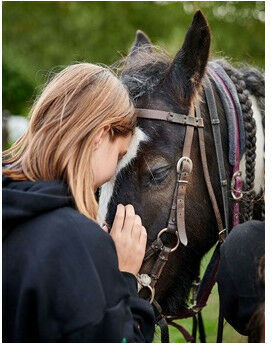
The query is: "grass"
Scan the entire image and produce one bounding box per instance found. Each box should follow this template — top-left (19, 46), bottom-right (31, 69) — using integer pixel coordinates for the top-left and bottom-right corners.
top-left (153, 246), bottom-right (247, 343)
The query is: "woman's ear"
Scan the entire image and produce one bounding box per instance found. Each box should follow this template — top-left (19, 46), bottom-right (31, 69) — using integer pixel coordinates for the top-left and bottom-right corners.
top-left (93, 126), bottom-right (110, 150)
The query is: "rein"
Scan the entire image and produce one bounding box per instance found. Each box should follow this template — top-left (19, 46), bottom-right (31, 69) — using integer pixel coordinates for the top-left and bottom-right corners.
top-left (134, 76), bottom-right (235, 342)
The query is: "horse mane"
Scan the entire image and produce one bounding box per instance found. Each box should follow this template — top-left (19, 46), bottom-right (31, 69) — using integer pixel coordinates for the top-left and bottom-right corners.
top-left (239, 65), bottom-right (265, 127)
top-left (114, 46), bottom-right (264, 119)
top-left (112, 46), bottom-right (171, 101)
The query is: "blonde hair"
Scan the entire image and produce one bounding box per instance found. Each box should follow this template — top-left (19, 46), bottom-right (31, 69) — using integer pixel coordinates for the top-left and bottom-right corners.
top-left (3, 63), bottom-right (135, 221)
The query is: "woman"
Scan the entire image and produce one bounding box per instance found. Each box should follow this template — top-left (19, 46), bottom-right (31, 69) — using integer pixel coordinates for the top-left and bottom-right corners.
top-left (3, 63), bottom-right (155, 342)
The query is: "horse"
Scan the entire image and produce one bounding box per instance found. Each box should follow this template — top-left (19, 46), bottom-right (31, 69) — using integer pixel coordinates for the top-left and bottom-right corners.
top-left (98, 9), bottom-right (265, 325)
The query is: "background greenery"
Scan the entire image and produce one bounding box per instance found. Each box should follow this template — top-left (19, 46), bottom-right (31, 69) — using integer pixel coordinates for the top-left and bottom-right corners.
top-left (2, 2), bottom-right (264, 342)
top-left (3, 1), bottom-right (264, 117)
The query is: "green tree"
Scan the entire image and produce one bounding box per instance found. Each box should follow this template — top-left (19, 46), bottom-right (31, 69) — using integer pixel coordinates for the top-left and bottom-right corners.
top-left (3, 1), bottom-right (264, 115)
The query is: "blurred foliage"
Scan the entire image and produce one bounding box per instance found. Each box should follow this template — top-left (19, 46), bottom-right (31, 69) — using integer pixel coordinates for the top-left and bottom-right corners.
top-left (3, 60), bottom-right (35, 114)
top-left (3, 1), bottom-right (264, 115)
top-left (2, 3), bottom-right (265, 340)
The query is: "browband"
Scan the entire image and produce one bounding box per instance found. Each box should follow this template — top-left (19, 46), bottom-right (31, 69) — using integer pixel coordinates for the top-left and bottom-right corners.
top-left (135, 108), bottom-right (204, 128)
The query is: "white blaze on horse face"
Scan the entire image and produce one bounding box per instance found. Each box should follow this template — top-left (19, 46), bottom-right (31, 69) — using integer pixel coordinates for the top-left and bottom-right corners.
top-left (98, 127), bottom-right (149, 226)
top-left (240, 94), bottom-right (264, 195)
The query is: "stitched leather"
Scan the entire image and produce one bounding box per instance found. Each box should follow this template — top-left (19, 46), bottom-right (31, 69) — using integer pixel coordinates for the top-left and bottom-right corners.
top-left (150, 246), bottom-right (172, 288)
top-left (195, 104), bottom-right (224, 237)
top-left (135, 108), bottom-right (204, 127)
top-left (203, 76), bottom-right (229, 238)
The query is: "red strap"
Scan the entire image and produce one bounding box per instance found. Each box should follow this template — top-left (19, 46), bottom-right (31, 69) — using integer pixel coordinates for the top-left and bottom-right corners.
top-left (168, 320), bottom-right (194, 342)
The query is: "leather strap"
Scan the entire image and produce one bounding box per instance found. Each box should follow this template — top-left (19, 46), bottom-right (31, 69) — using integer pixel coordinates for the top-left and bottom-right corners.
top-left (150, 246), bottom-right (172, 288)
top-left (192, 315), bottom-right (197, 342)
top-left (195, 104), bottom-right (224, 237)
top-left (144, 237), bottom-right (164, 261)
top-left (204, 77), bottom-right (229, 238)
top-left (135, 108), bottom-right (204, 127)
top-left (168, 320), bottom-right (194, 342)
top-left (216, 302), bottom-right (224, 343)
top-left (153, 299), bottom-right (170, 343)
top-left (176, 122), bottom-right (195, 246)
top-left (167, 184), bottom-right (179, 233)
top-left (158, 317), bottom-right (170, 343)
top-left (198, 312), bottom-right (206, 343)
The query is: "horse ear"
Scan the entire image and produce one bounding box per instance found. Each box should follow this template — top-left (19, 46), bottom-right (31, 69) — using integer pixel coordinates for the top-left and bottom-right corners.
top-left (129, 30), bottom-right (152, 56)
top-left (168, 10), bottom-right (210, 102)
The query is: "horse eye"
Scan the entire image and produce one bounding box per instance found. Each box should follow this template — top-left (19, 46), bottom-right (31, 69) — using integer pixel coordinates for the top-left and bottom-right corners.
top-left (143, 166), bottom-right (171, 186)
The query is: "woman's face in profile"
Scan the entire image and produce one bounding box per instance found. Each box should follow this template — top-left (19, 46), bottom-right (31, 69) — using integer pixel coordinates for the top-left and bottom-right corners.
top-left (91, 130), bottom-right (132, 191)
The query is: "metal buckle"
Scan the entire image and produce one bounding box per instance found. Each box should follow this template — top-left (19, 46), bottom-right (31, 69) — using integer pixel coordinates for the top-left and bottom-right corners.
top-left (157, 228), bottom-right (180, 252)
top-left (231, 170), bottom-right (243, 200)
top-left (176, 157), bottom-right (193, 174)
top-left (137, 274), bottom-right (155, 304)
top-left (219, 228), bottom-right (227, 242)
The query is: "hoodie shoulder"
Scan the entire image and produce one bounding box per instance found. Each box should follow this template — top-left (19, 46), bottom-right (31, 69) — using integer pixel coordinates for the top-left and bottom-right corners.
top-left (2, 175), bottom-right (114, 258)
top-left (46, 206), bottom-right (111, 247)
top-left (25, 205), bottom-right (113, 257)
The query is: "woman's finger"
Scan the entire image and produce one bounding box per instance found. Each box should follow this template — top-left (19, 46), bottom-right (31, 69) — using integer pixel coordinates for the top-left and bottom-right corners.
top-left (134, 214), bottom-right (142, 227)
top-left (111, 204), bottom-right (125, 234)
top-left (132, 215), bottom-right (142, 240)
top-left (139, 226), bottom-right (147, 244)
top-left (122, 204), bottom-right (135, 234)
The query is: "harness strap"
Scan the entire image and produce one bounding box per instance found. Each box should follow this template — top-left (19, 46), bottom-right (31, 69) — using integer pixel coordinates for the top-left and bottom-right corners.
top-left (157, 317), bottom-right (170, 343)
top-left (136, 108), bottom-right (204, 127)
top-left (167, 183), bottom-right (179, 233)
top-left (150, 246), bottom-right (172, 288)
top-left (195, 103), bottom-right (225, 239)
top-left (143, 237), bottom-right (164, 261)
top-left (136, 107), bottom-right (197, 246)
top-left (216, 301), bottom-right (224, 343)
top-left (153, 299), bottom-right (170, 343)
top-left (168, 320), bottom-right (194, 342)
top-left (196, 243), bottom-right (221, 308)
top-left (204, 76), bottom-right (230, 237)
top-left (192, 315), bottom-right (197, 342)
top-left (176, 117), bottom-right (196, 246)
top-left (198, 312), bottom-right (206, 343)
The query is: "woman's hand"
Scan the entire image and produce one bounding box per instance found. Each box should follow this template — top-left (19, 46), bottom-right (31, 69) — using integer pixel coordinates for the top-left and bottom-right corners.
top-left (109, 204), bottom-right (147, 276)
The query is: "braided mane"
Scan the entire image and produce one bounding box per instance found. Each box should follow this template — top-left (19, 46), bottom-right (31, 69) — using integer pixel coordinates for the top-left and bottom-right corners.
top-left (216, 59), bottom-right (264, 220)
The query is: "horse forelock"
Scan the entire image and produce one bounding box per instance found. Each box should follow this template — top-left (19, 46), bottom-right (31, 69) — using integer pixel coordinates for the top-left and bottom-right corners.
top-left (113, 46), bottom-right (171, 102)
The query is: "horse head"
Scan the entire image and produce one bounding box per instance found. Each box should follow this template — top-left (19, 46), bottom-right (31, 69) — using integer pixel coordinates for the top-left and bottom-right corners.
top-left (100, 10), bottom-right (235, 315)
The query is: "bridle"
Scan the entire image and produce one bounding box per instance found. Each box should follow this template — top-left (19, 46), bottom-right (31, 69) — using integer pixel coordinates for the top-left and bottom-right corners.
top-left (134, 76), bottom-right (230, 342)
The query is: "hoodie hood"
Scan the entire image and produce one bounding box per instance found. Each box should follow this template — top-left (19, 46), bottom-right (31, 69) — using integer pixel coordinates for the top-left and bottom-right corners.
top-left (2, 175), bottom-right (74, 239)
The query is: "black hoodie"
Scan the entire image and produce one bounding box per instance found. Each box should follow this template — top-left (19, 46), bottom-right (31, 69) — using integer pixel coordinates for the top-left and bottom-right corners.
top-left (2, 176), bottom-right (155, 343)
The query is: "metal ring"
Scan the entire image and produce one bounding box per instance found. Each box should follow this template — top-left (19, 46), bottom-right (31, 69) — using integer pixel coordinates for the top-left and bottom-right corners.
top-left (176, 157), bottom-right (193, 174)
top-left (231, 170), bottom-right (243, 200)
top-left (139, 285), bottom-right (155, 304)
top-left (219, 228), bottom-right (226, 236)
top-left (157, 228), bottom-right (180, 252)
